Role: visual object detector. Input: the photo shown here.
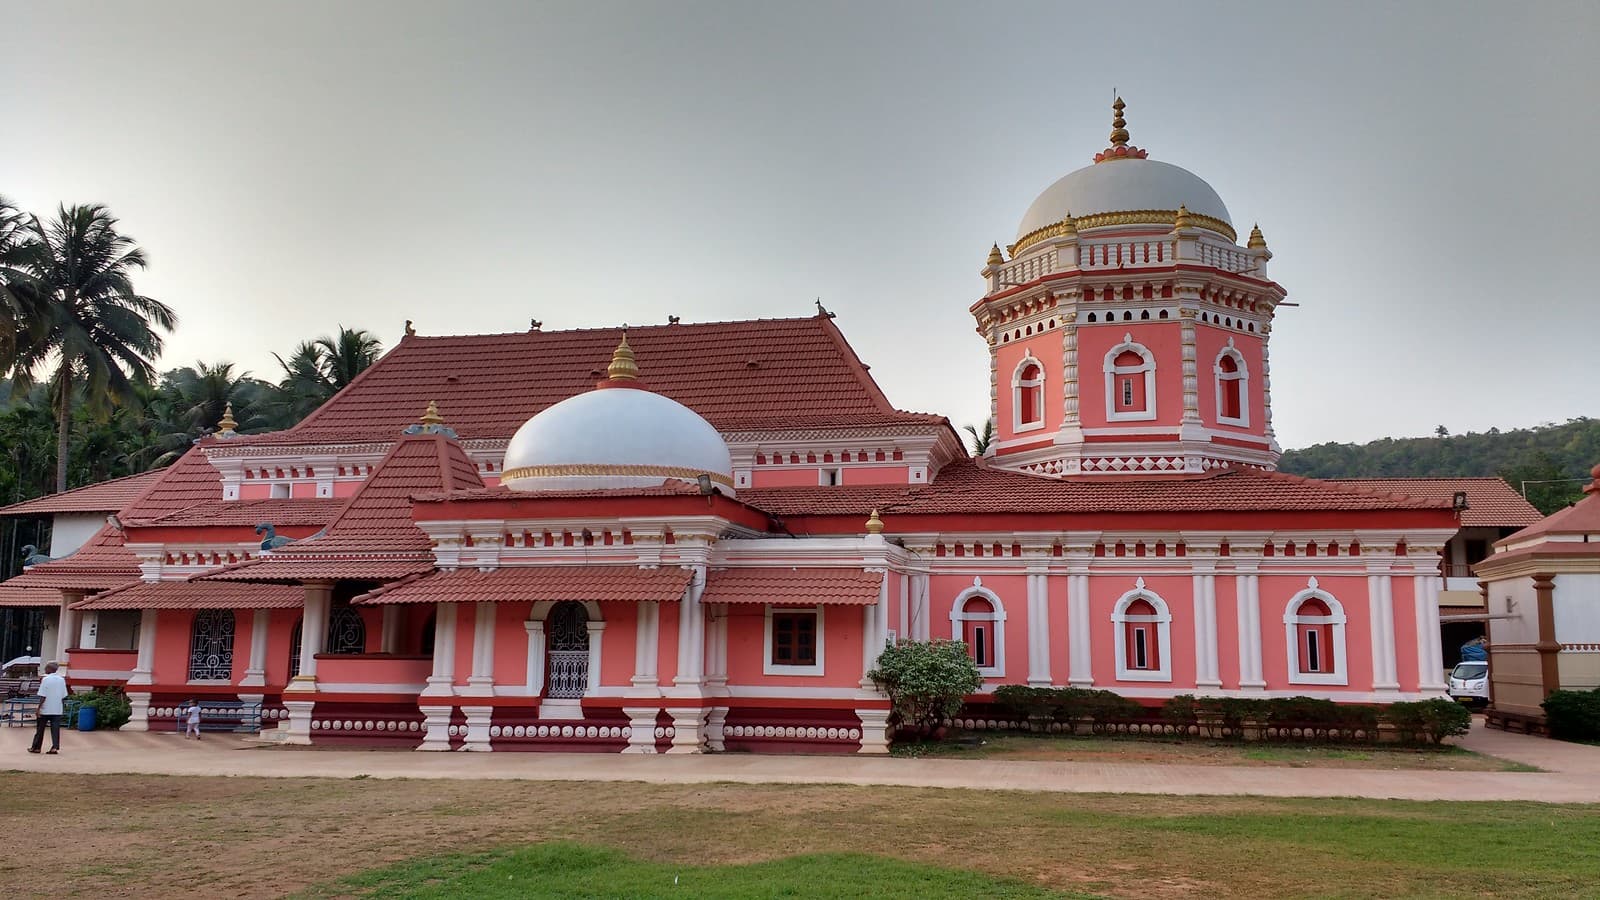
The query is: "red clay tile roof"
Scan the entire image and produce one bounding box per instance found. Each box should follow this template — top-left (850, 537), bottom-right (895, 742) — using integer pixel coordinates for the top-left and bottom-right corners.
top-left (0, 525), bottom-right (144, 604)
top-left (352, 565), bottom-right (693, 605)
top-left (73, 580), bottom-right (304, 610)
top-left (740, 459), bottom-right (1453, 518)
top-left (135, 497), bottom-right (342, 528)
top-left (0, 470), bottom-right (164, 517)
top-left (702, 567), bottom-right (883, 606)
top-left (248, 316), bottom-right (943, 445)
top-left (1326, 478), bottom-right (1542, 528)
top-left (1495, 475), bottom-right (1600, 546)
top-left (117, 447), bottom-right (226, 524)
top-left (413, 481), bottom-right (708, 503)
top-left (202, 433), bottom-right (483, 582)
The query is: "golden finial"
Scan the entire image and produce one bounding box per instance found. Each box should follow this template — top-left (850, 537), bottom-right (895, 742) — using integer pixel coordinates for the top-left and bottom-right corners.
top-left (865, 508), bottom-right (885, 535)
top-left (607, 332), bottom-right (639, 381)
top-left (1062, 212), bottom-right (1078, 235)
top-left (217, 401), bottom-right (237, 435)
top-left (1247, 224), bottom-right (1268, 250)
top-left (1174, 204), bottom-right (1193, 230)
top-left (404, 319), bottom-right (416, 337)
top-left (420, 400), bottom-right (444, 427)
top-left (986, 244), bottom-right (1004, 266)
top-left (1109, 96), bottom-right (1129, 148)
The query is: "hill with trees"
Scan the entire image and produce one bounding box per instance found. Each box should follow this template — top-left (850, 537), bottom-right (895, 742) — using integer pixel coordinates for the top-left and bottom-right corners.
top-left (1279, 418), bottom-right (1600, 514)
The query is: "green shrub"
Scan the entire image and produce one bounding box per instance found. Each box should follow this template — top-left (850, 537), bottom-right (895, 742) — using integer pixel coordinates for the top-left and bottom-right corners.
top-left (1543, 689), bottom-right (1600, 741)
top-left (869, 640), bottom-right (983, 734)
top-left (71, 685), bottom-right (132, 731)
top-left (992, 685), bottom-right (1057, 723)
top-left (1383, 699), bottom-right (1472, 745)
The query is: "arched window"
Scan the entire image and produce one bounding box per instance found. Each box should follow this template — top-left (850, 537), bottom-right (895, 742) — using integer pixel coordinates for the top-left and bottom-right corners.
top-left (951, 578), bottom-right (1006, 677)
top-left (1012, 355), bottom-right (1045, 432)
top-left (1112, 580), bottom-right (1171, 681)
top-left (1213, 339), bottom-right (1249, 426)
top-left (325, 601), bottom-right (367, 654)
top-left (1284, 579), bottom-right (1348, 685)
top-left (546, 601), bottom-right (591, 698)
top-left (188, 609), bottom-right (236, 681)
top-left (1104, 334), bottom-right (1155, 421)
top-left (288, 617), bottom-right (303, 678)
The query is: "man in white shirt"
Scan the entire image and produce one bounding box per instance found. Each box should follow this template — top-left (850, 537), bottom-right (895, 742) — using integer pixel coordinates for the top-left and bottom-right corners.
top-left (29, 662), bottom-right (68, 755)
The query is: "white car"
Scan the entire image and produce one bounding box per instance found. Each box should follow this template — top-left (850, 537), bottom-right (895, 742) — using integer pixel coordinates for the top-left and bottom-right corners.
top-left (1448, 661), bottom-right (1489, 706)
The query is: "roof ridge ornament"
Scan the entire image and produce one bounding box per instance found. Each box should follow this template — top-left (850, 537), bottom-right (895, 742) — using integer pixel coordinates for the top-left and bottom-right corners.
top-left (1094, 96), bottom-right (1149, 163)
top-left (865, 508), bottom-right (885, 535)
top-left (1247, 223), bottom-right (1268, 250)
top-left (404, 400), bottom-right (459, 438)
top-left (607, 331), bottom-right (640, 381)
top-left (217, 401), bottom-right (238, 437)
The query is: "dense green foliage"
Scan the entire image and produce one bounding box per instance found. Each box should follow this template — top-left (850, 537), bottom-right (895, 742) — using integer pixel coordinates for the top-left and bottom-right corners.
top-left (992, 684), bottom-right (1144, 723)
top-left (319, 842), bottom-right (1069, 900)
top-left (868, 639), bottom-right (983, 733)
top-left (1543, 688), bottom-right (1600, 741)
top-left (66, 685), bottom-right (133, 730)
top-left (1280, 418), bottom-right (1600, 514)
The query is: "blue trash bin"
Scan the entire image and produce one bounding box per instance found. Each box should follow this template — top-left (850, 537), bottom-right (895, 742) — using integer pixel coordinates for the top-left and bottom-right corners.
top-left (77, 705), bottom-right (97, 731)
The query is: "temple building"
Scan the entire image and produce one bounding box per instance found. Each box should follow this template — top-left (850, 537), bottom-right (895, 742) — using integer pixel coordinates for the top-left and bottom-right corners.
top-left (0, 100), bottom-right (1470, 753)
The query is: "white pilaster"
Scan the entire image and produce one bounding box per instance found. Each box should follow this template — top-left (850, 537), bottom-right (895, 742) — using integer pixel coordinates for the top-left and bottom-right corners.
top-left (909, 572), bottom-right (930, 641)
top-left (240, 608), bottom-right (270, 688)
top-left (1236, 571), bottom-right (1265, 690)
top-left (1414, 573), bottom-right (1447, 691)
top-left (897, 573), bottom-right (909, 642)
top-left (1193, 573), bottom-right (1220, 690)
top-left (524, 620), bottom-right (546, 696)
top-left (1368, 573), bottom-right (1400, 693)
top-left (704, 605), bottom-right (728, 689)
top-left (1067, 572), bottom-right (1093, 686)
top-left (674, 569), bottom-right (705, 687)
top-left (128, 608), bottom-right (158, 687)
top-left (585, 620), bottom-right (606, 693)
top-left (631, 601), bottom-right (659, 689)
top-left (288, 583), bottom-right (331, 691)
top-left (78, 610), bottom-right (99, 649)
top-left (423, 602), bottom-right (458, 698)
top-left (1026, 570), bottom-right (1051, 686)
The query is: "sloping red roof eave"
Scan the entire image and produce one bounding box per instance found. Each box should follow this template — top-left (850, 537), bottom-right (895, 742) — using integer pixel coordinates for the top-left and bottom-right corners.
top-left (1326, 477), bottom-right (1543, 528)
top-left (352, 565), bottom-right (694, 605)
top-left (0, 470), bottom-right (165, 517)
top-left (71, 579), bottom-right (305, 610)
top-left (701, 567), bottom-right (883, 606)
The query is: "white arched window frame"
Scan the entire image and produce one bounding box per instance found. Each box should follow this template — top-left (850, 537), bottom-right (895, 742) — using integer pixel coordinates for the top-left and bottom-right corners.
top-left (527, 600), bottom-right (606, 706)
top-left (1213, 338), bottom-right (1250, 427)
top-left (950, 577), bottom-right (1006, 678)
top-left (1111, 578), bottom-right (1172, 682)
top-left (1283, 578), bottom-right (1348, 686)
top-left (1012, 353), bottom-right (1046, 433)
top-left (1103, 334), bottom-right (1156, 422)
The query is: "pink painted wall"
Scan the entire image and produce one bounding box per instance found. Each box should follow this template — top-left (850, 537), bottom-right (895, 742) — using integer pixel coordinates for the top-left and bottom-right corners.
top-left (1075, 322), bottom-right (1184, 428)
top-left (1214, 576), bottom-right (1241, 690)
top-left (1087, 575), bottom-right (1196, 688)
top-left (840, 466), bottom-right (910, 486)
top-left (598, 602), bottom-right (639, 687)
top-left (452, 604), bottom-right (478, 685)
top-left (1048, 575), bottom-right (1070, 682)
top-left (995, 339), bottom-right (1061, 443)
top-left (332, 480), bottom-right (362, 498)
top-left (1257, 575), bottom-right (1374, 691)
top-left (657, 602), bottom-right (680, 685)
top-left (291, 481), bottom-right (319, 499)
top-left (491, 602), bottom-right (533, 687)
top-left (317, 655), bottom-right (432, 685)
top-left (239, 484), bottom-right (271, 500)
top-left (722, 603), bottom-right (865, 688)
top-left (1194, 327), bottom-right (1266, 437)
top-left (750, 468), bottom-right (825, 488)
top-left (1391, 577), bottom-right (1421, 692)
top-left (152, 609), bottom-right (193, 685)
top-left (263, 608), bottom-right (300, 688)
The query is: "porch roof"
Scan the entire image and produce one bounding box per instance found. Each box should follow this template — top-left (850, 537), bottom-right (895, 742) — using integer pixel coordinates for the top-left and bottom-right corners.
top-left (701, 567), bottom-right (884, 606)
top-left (351, 565), bottom-right (693, 605)
top-left (71, 580), bottom-right (305, 611)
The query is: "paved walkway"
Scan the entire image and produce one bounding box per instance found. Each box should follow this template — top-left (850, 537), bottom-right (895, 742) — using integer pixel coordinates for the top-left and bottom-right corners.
top-left (6, 720), bottom-right (1600, 802)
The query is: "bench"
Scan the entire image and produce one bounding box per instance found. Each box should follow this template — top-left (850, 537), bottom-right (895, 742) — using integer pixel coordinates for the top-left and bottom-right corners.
top-left (0, 678), bottom-right (39, 699)
top-left (195, 700), bottom-right (264, 733)
top-left (1, 695), bottom-right (40, 726)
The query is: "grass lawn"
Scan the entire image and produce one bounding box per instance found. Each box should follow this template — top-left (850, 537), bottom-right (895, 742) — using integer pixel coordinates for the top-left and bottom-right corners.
top-left (893, 732), bottom-right (1535, 770)
top-left (2, 773), bottom-right (1596, 898)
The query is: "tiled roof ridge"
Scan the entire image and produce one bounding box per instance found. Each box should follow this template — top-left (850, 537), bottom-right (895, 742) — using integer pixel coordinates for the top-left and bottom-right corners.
top-left (1219, 465), bottom-right (1450, 508)
top-left (0, 469), bottom-right (165, 517)
top-left (395, 313), bottom-right (831, 343)
top-left (813, 313), bottom-right (895, 414)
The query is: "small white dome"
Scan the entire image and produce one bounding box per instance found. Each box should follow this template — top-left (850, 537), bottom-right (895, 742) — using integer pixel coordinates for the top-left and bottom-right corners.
top-left (1016, 158), bottom-right (1231, 240)
top-left (502, 385), bottom-right (734, 494)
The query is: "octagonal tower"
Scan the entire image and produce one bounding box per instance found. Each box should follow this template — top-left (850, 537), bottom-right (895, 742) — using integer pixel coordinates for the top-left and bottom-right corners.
top-left (972, 97), bottom-right (1288, 477)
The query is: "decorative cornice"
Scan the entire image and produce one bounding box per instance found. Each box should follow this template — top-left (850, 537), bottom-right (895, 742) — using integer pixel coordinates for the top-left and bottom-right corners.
top-left (500, 463), bottom-right (734, 488)
top-left (1011, 210), bottom-right (1235, 256)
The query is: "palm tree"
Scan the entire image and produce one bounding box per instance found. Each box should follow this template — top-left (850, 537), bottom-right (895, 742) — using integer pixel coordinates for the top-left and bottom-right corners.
top-left (5, 204), bottom-right (176, 492)
top-left (144, 361), bottom-right (274, 464)
top-left (270, 326), bottom-right (382, 424)
top-left (964, 419), bottom-right (996, 457)
top-left (0, 196), bottom-right (41, 369)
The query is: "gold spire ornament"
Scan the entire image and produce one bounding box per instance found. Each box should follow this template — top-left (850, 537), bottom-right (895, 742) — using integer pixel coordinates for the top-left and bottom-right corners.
top-left (1174, 204), bottom-right (1193, 230)
top-left (217, 401), bottom-right (237, 436)
top-left (1062, 212), bottom-right (1078, 236)
top-left (607, 332), bottom-right (640, 381)
top-left (865, 508), bottom-right (885, 534)
top-left (420, 400), bottom-right (444, 427)
top-left (1247, 224), bottom-right (1268, 250)
top-left (1094, 95), bottom-right (1148, 163)
top-left (986, 244), bottom-right (1004, 266)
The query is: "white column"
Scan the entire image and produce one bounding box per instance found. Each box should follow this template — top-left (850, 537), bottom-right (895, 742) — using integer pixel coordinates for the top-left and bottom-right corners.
top-left (1414, 573), bottom-right (1446, 691)
top-left (1067, 572), bottom-right (1093, 686)
top-left (78, 611), bottom-right (99, 649)
top-left (128, 608), bottom-right (158, 687)
top-left (423, 602), bottom-right (458, 697)
top-left (897, 573), bottom-right (909, 642)
top-left (860, 574), bottom-right (890, 687)
top-left (57, 597), bottom-right (80, 668)
top-left (705, 605), bottom-right (727, 688)
top-left (1236, 571), bottom-right (1265, 690)
top-left (585, 620), bottom-right (606, 693)
top-left (909, 573), bottom-right (930, 642)
top-left (674, 569), bottom-right (705, 687)
top-left (631, 601), bottom-right (659, 689)
top-left (290, 583), bottom-right (331, 688)
top-left (240, 609), bottom-right (271, 688)
top-left (524, 620), bottom-right (546, 696)
top-left (1193, 572), bottom-right (1220, 690)
top-left (1368, 573), bottom-right (1399, 693)
top-left (1026, 570), bottom-right (1051, 686)
top-left (463, 602), bottom-right (496, 695)
top-left (380, 605), bottom-right (402, 654)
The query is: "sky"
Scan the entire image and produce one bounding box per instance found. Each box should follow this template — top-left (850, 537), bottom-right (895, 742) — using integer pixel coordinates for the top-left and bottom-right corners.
top-left (2, 1), bottom-right (1596, 449)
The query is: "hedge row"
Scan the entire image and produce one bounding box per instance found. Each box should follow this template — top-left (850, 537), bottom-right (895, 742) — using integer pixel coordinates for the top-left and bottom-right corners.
top-left (1543, 688), bottom-right (1600, 741)
top-left (991, 685), bottom-right (1471, 745)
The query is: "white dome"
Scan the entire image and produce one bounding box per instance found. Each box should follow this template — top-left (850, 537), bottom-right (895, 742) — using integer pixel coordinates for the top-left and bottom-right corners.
top-left (502, 386), bottom-right (735, 494)
top-left (1016, 159), bottom-right (1231, 240)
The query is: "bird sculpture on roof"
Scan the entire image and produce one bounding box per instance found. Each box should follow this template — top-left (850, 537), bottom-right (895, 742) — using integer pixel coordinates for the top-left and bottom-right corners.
top-left (255, 523), bottom-right (293, 551)
top-left (20, 545), bottom-right (53, 566)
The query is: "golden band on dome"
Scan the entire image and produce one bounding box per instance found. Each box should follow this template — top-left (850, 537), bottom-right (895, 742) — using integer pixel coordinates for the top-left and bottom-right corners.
top-left (501, 463), bottom-right (735, 488)
top-left (1010, 210), bottom-right (1237, 256)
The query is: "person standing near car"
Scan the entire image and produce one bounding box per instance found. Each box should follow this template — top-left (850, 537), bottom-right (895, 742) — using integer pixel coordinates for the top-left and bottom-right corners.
top-left (28, 662), bottom-right (68, 755)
